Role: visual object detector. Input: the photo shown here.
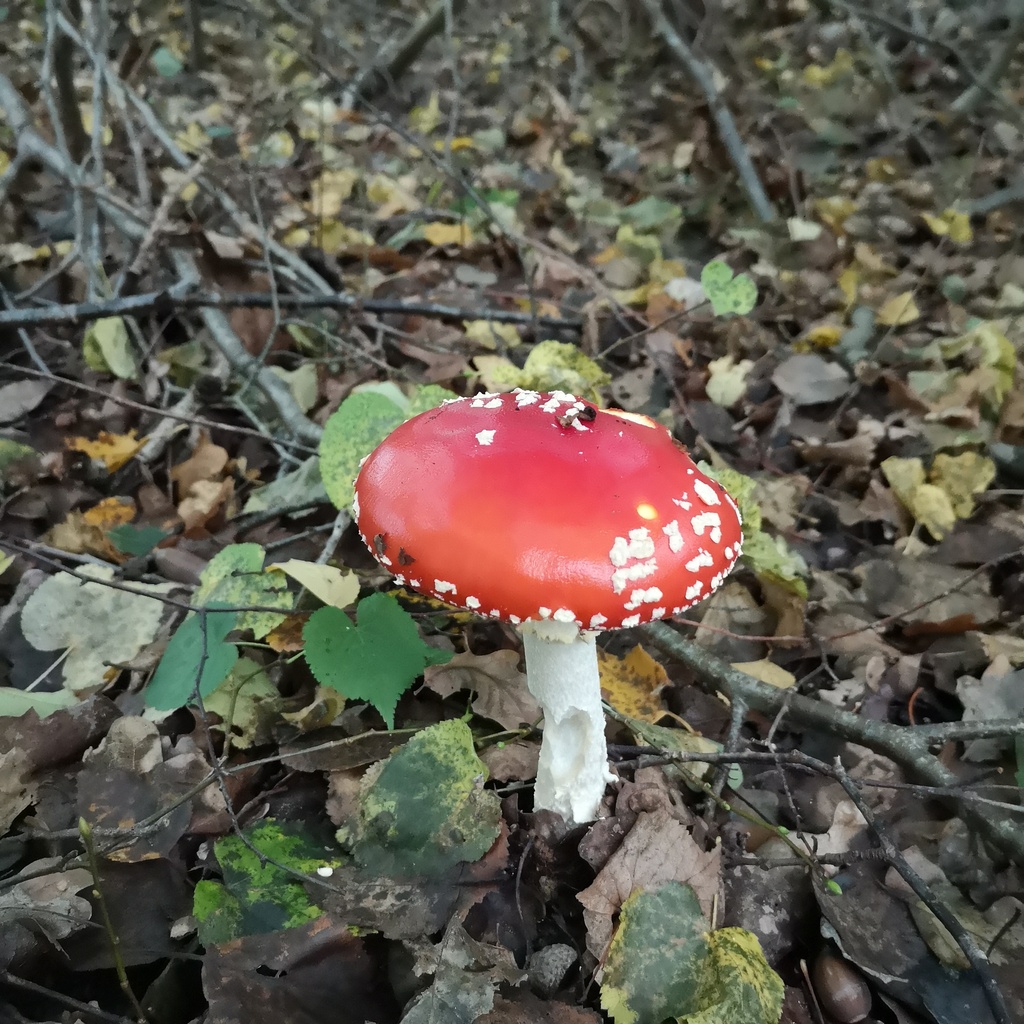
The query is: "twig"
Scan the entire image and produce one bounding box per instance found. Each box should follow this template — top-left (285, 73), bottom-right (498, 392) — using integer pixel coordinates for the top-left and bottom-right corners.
top-left (344, 0), bottom-right (470, 105)
top-left (168, 249), bottom-right (323, 445)
top-left (6, 366), bottom-right (318, 454)
top-left (952, 0), bottom-right (1024, 114)
top-left (639, 621), bottom-right (1024, 866)
top-left (0, 285), bottom-right (582, 332)
top-left (78, 819), bottom-right (150, 1023)
top-left (829, 760), bottom-right (1011, 1024)
top-left (0, 971), bottom-right (135, 1024)
top-left (635, 0), bottom-right (775, 222)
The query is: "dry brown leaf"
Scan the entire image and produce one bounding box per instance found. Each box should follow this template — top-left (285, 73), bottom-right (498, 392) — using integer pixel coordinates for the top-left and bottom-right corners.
top-left (577, 805), bottom-right (721, 964)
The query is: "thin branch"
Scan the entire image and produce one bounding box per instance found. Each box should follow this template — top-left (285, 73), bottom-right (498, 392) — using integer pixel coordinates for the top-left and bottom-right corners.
top-left (0, 285), bottom-right (582, 332)
top-left (640, 621), bottom-right (1024, 867)
top-left (952, 0), bottom-right (1024, 115)
top-left (344, 0), bottom-right (470, 105)
top-left (168, 249), bottom-right (323, 445)
top-left (635, 0), bottom-right (776, 222)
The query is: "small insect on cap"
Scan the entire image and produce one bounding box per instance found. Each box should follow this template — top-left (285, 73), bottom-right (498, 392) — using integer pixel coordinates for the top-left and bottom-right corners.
top-left (353, 390), bottom-right (743, 629)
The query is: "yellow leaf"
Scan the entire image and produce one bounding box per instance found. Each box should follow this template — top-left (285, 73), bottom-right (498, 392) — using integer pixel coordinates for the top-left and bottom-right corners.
top-left (881, 457), bottom-right (956, 539)
top-left (864, 157), bottom-right (900, 182)
top-left (705, 355), bottom-right (754, 406)
top-left (422, 221), bottom-right (474, 246)
top-left (803, 49), bottom-right (854, 87)
top-left (929, 452), bottom-right (996, 519)
top-left (463, 319), bottom-right (521, 349)
top-left (82, 497), bottom-right (136, 530)
top-left (837, 265), bottom-right (859, 307)
top-left (174, 121), bottom-right (210, 155)
top-left (611, 283), bottom-right (653, 306)
top-left (433, 136), bottom-right (475, 152)
top-left (921, 208), bottom-right (972, 245)
top-left (66, 430), bottom-right (147, 472)
top-left (853, 242), bottom-right (898, 277)
top-left (876, 291), bottom-right (920, 326)
top-left (801, 324), bottom-right (844, 349)
top-left (409, 91), bottom-right (441, 134)
top-left (267, 559), bottom-right (359, 609)
top-left (648, 258), bottom-right (688, 284)
top-left (308, 168), bottom-right (360, 218)
top-left (598, 645), bottom-right (669, 724)
top-left (366, 174), bottom-right (420, 218)
top-left (731, 659), bottom-right (795, 689)
top-left (319, 219), bottom-right (375, 252)
top-left (813, 195), bottom-right (857, 234)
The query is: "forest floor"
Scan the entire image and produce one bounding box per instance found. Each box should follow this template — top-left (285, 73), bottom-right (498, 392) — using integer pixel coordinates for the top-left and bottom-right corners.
top-left (2, 1), bottom-right (1024, 1023)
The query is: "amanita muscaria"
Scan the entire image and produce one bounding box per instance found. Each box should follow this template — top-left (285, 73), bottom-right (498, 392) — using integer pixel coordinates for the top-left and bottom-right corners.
top-left (353, 389), bottom-right (743, 824)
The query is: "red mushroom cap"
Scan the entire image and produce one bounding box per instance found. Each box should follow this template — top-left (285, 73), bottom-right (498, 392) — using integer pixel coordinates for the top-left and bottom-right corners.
top-left (353, 390), bottom-right (742, 630)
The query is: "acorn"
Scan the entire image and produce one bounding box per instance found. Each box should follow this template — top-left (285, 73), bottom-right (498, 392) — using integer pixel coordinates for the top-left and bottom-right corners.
top-left (812, 951), bottom-right (872, 1023)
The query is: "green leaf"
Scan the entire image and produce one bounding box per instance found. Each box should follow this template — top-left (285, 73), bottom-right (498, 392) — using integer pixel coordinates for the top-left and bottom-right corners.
top-left (0, 438), bottom-right (38, 483)
top-left (348, 719), bottom-right (501, 878)
top-left (192, 819), bottom-right (343, 944)
top-left (700, 464), bottom-right (807, 596)
top-left (150, 45), bottom-right (183, 77)
top-left (407, 383), bottom-right (458, 416)
top-left (303, 594), bottom-right (452, 728)
top-left (0, 687), bottom-right (78, 719)
top-left (82, 316), bottom-right (137, 379)
top-left (241, 455), bottom-right (327, 516)
top-left (203, 657), bottom-right (281, 748)
top-left (700, 261), bottom-right (758, 317)
top-left (687, 928), bottom-right (784, 1024)
top-left (144, 606), bottom-right (239, 711)
top-left (601, 882), bottom-right (708, 1024)
top-left (619, 196), bottom-right (683, 235)
top-left (319, 392), bottom-right (406, 510)
top-left (474, 341), bottom-right (611, 402)
top-left (193, 542), bottom-right (291, 639)
top-left (106, 523), bottom-right (171, 557)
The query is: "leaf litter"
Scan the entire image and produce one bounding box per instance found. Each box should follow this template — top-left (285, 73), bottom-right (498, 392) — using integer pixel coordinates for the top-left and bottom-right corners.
top-left (2, 1), bottom-right (1024, 1021)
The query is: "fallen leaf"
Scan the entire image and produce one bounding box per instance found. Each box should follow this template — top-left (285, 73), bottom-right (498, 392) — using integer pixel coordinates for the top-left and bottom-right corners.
top-left (463, 319), bottom-right (521, 350)
top-left (598, 646), bottom-right (669, 723)
top-left (67, 430), bottom-right (147, 472)
top-left (922, 208), bottom-right (972, 245)
top-left (876, 291), bottom-right (920, 326)
top-left (578, 806), bottom-right (721, 963)
top-left (424, 649), bottom-right (539, 731)
top-left (422, 221), bottom-right (475, 246)
top-left (20, 567), bottom-right (173, 693)
top-left (731, 659), bottom-right (795, 689)
top-left (771, 354), bottom-right (850, 406)
top-left (268, 559), bottom-right (359, 610)
top-left (705, 355), bottom-right (754, 407)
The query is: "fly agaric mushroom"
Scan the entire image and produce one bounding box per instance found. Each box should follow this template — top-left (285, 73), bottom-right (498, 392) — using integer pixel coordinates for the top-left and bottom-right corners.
top-left (352, 389), bottom-right (743, 824)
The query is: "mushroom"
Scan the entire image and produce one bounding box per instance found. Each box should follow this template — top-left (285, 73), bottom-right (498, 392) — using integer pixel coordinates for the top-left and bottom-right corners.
top-left (352, 389), bottom-right (743, 824)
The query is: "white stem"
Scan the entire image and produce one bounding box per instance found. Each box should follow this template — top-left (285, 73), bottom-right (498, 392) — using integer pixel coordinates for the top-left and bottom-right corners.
top-left (520, 621), bottom-right (615, 824)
